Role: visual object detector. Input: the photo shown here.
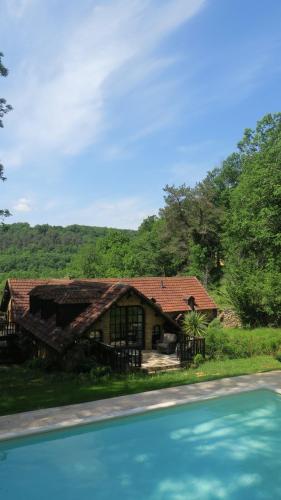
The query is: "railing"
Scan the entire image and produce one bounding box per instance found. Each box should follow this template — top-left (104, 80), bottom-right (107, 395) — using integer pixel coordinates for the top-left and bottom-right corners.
top-left (0, 321), bottom-right (18, 339)
top-left (177, 335), bottom-right (205, 363)
top-left (92, 341), bottom-right (142, 372)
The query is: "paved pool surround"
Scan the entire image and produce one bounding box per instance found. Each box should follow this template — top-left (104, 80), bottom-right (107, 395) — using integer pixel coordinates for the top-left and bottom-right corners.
top-left (1, 370), bottom-right (281, 442)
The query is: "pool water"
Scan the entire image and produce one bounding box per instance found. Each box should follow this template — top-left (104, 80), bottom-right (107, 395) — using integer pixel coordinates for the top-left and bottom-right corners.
top-left (1, 390), bottom-right (281, 500)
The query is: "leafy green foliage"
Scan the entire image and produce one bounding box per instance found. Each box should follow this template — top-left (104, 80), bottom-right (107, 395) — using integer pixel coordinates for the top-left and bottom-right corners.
top-left (159, 181), bottom-right (223, 285)
top-left (68, 216), bottom-right (177, 279)
top-left (68, 230), bottom-right (135, 278)
top-left (225, 113), bottom-right (281, 325)
top-left (205, 327), bottom-right (281, 359)
top-left (275, 349), bottom-right (281, 363)
top-left (182, 311), bottom-right (208, 337)
top-left (0, 223), bottom-right (135, 289)
top-left (192, 353), bottom-right (204, 367)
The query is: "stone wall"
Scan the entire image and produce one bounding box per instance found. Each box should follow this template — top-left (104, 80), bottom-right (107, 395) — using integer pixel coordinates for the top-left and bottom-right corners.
top-left (219, 308), bottom-right (242, 328)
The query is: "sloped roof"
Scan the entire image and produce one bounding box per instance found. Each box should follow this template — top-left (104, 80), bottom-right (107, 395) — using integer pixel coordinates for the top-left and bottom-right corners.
top-left (1, 276), bottom-right (217, 321)
top-left (19, 283), bottom-right (179, 353)
top-left (1, 279), bottom-right (72, 320)
top-left (30, 281), bottom-right (111, 304)
top-left (91, 277), bottom-right (217, 313)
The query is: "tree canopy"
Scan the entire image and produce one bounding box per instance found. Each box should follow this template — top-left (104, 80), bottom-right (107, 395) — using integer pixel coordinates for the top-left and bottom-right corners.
top-left (225, 113), bottom-right (281, 325)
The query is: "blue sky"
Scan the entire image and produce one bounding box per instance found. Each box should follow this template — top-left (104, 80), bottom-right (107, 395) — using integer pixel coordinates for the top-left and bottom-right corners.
top-left (1, 0), bottom-right (281, 229)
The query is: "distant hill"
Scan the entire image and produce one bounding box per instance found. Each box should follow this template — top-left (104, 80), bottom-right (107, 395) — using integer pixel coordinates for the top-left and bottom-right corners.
top-left (0, 223), bottom-right (135, 288)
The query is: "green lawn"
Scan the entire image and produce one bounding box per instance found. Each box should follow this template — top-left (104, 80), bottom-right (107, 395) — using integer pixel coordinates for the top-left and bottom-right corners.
top-left (0, 355), bottom-right (280, 416)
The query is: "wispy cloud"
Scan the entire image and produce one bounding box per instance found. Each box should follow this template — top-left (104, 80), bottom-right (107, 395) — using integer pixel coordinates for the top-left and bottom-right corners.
top-left (1, 0), bottom-right (205, 167)
top-left (20, 195), bottom-right (157, 229)
top-left (58, 196), bottom-right (158, 229)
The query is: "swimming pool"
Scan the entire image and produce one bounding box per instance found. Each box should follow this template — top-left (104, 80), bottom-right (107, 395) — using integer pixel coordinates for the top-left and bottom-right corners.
top-left (0, 389), bottom-right (280, 499)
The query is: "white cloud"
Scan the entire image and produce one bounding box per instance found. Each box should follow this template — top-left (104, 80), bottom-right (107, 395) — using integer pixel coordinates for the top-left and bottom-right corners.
top-left (46, 196), bottom-right (158, 229)
top-left (2, 0), bottom-right (205, 166)
top-left (13, 197), bottom-right (32, 212)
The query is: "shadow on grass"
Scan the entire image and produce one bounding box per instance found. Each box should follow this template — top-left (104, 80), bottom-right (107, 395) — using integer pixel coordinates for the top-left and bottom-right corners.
top-left (0, 356), bottom-right (280, 416)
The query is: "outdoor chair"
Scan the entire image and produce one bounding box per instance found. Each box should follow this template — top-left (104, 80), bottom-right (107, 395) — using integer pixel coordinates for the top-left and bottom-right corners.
top-left (157, 333), bottom-right (178, 355)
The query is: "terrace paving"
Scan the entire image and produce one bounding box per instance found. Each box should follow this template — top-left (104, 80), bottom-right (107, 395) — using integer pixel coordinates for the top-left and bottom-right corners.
top-left (141, 350), bottom-right (181, 372)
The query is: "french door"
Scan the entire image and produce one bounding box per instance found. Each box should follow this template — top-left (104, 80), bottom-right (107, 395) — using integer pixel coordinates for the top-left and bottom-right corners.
top-left (110, 305), bottom-right (145, 348)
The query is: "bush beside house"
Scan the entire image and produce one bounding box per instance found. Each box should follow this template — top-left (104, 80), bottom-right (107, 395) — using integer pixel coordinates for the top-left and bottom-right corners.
top-left (205, 323), bottom-right (281, 360)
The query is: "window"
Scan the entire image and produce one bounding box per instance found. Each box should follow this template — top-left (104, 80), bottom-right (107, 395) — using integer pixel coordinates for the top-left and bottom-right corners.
top-left (110, 305), bottom-right (144, 347)
top-left (152, 324), bottom-right (162, 349)
top-left (88, 330), bottom-right (103, 342)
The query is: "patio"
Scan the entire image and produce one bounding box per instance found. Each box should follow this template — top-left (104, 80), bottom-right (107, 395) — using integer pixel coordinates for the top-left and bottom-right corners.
top-left (141, 350), bottom-right (181, 373)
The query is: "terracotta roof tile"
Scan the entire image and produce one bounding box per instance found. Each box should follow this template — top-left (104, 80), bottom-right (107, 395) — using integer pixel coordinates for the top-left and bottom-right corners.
top-left (19, 283), bottom-right (179, 352)
top-left (5, 276), bottom-right (217, 321)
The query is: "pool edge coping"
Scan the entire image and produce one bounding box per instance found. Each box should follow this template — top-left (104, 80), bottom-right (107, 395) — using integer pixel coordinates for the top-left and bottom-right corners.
top-left (1, 370), bottom-right (281, 443)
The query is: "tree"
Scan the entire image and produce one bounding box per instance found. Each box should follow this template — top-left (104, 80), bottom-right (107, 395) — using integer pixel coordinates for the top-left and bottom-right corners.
top-left (127, 216), bottom-right (177, 277)
top-left (0, 52), bottom-right (12, 219)
top-left (159, 182), bottom-right (223, 285)
top-left (224, 113), bottom-right (281, 325)
top-left (68, 230), bottom-right (135, 278)
top-left (205, 152), bottom-right (243, 209)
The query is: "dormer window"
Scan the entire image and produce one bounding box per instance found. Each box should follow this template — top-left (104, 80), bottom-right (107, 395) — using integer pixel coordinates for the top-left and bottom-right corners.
top-left (187, 295), bottom-right (196, 311)
top-left (30, 295), bottom-right (41, 315)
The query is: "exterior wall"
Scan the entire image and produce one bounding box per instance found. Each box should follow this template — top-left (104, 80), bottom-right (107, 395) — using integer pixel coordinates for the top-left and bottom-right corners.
top-left (89, 292), bottom-right (170, 349)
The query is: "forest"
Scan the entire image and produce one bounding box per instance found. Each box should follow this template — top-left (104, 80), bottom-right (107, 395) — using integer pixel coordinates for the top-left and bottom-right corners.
top-left (1, 112), bottom-right (281, 326)
top-left (0, 224), bottom-right (134, 287)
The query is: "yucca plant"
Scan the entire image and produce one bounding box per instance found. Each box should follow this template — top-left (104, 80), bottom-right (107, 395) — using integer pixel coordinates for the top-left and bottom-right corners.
top-left (182, 311), bottom-right (208, 337)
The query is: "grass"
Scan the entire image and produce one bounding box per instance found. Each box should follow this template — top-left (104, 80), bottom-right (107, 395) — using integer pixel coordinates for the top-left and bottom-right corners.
top-left (0, 355), bottom-right (280, 416)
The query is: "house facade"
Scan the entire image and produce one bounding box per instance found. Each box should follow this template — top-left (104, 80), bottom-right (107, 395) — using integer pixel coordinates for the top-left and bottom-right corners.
top-left (14, 282), bottom-right (179, 361)
top-left (0, 277), bottom-right (216, 368)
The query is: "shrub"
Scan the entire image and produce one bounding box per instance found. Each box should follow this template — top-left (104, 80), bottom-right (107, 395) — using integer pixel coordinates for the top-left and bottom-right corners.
top-left (24, 357), bottom-right (56, 371)
top-left (193, 353), bottom-right (204, 367)
top-left (205, 329), bottom-right (229, 359)
top-left (275, 349), bottom-right (281, 363)
top-left (205, 327), bottom-right (281, 360)
top-left (182, 311), bottom-right (208, 337)
top-left (208, 318), bottom-right (223, 331)
top-left (89, 365), bottom-right (112, 380)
